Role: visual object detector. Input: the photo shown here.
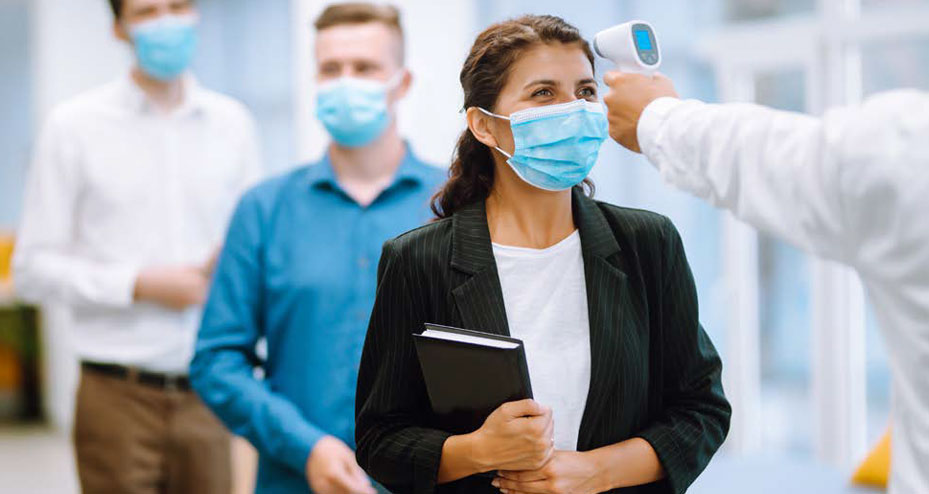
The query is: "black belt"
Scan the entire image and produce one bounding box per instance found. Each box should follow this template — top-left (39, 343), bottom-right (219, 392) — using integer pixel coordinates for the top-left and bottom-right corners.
top-left (81, 361), bottom-right (191, 391)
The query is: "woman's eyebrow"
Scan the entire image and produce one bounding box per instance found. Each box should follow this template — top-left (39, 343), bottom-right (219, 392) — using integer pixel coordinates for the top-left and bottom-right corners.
top-left (576, 78), bottom-right (597, 86)
top-left (523, 79), bottom-right (559, 90)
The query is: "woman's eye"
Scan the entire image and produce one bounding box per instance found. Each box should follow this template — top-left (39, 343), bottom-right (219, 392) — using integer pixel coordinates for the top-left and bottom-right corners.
top-left (578, 87), bottom-right (597, 99)
top-left (532, 88), bottom-right (553, 98)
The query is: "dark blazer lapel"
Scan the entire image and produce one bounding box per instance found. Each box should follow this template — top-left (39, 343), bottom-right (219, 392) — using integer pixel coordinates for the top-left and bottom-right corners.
top-left (449, 201), bottom-right (510, 337)
top-left (572, 188), bottom-right (632, 450)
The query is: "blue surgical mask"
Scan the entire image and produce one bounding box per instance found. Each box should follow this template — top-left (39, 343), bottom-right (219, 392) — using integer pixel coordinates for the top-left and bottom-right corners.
top-left (316, 74), bottom-right (402, 148)
top-left (129, 15), bottom-right (198, 82)
top-left (479, 99), bottom-right (609, 191)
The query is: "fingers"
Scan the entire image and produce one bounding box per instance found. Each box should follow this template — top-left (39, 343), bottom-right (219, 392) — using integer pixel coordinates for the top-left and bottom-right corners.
top-left (337, 459), bottom-right (376, 494)
top-left (345, 452), bottom-right (376, 494)
top-left (493, 477), bottom-right (553, 494)
top-left (604, 70), bottom-right (653, 87)
top-left (520, 410), bottom-right (553, 442)
top-left (498, 469), bottom-right (547, 482)
top-left (502, 399), bottom-right (550, 418)
top-left (344, 476), bottom-right (376, 494)
top-left (603, 70), bottom-right (623, 87)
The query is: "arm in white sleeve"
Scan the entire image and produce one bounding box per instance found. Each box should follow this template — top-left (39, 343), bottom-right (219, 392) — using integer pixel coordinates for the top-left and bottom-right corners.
top-left (13, 113), bottom-right (138, 308)
top-left (637, 96), bottom-right (854, 262)
top-left (637, 91), bottom-right (929, 268)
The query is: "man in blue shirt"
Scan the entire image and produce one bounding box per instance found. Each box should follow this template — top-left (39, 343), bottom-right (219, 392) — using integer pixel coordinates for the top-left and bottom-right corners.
top-left (190, 4), bottom-right (444, 493)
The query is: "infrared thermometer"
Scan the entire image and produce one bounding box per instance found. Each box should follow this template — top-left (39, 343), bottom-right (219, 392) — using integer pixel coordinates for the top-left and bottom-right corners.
top-left (593, 21), bottom-right (661, 75)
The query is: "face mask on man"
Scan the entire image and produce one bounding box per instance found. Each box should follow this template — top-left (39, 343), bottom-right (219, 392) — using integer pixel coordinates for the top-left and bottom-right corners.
top-left (129, 14), bottom-right (198, 81)
top-left (478, 99), bottom-right (609, 191)
top-left (316, 73), bottom-right (403, 148)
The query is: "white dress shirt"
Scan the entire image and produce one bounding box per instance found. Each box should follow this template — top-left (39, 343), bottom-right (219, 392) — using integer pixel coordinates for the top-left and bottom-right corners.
top-left (638, 91), bottom-right (929, 494)
top-left (13, 74), bottom-right (262, 373)
top-left (493, 230), bottom-right (591, 451)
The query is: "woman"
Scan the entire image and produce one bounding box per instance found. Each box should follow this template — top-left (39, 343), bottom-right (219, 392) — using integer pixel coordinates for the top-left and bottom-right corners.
top-left (354, 15), bottom-right (730, 494)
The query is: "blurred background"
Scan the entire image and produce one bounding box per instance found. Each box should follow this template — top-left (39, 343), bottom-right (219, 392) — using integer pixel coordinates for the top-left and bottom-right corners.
top-left (2, 0), bottom-right (928, 492)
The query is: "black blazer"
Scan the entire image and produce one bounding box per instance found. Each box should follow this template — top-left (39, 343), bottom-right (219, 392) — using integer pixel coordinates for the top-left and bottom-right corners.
top-left (355, 188), bottom-right (730, 494)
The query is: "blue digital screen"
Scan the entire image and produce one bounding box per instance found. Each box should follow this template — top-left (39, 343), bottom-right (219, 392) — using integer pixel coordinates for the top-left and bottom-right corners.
top-left (634, 29), bottom-right (652, 50)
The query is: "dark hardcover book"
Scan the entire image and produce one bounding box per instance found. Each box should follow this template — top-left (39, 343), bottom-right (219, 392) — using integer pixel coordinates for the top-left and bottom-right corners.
top-left (413, 323), bottom-right (533, 435)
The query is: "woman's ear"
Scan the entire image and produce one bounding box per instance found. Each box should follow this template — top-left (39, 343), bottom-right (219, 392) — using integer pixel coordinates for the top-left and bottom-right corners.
top-left (466, 107), bottom-right (500, 149)
top-left (113, 20), bottom-right (131, 43)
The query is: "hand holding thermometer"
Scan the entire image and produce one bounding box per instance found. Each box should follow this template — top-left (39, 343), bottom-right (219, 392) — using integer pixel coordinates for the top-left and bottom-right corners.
top-left (593, 21), bottom-right (661, 75)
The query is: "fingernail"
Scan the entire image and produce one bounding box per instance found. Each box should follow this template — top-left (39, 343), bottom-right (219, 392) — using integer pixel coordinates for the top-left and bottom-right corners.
top-left (492, 479), bottom-right (500, 487)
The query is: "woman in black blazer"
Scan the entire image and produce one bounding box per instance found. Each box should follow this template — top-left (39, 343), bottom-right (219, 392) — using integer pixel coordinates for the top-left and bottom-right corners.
top-left (355, 15), bottom-right (730, 494)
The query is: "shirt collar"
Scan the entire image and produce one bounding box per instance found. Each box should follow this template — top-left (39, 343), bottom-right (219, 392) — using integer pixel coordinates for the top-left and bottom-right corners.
top-left (119, 71), bottom-right (208, 117)
top-left (306, 141), bottom-right (435, 190)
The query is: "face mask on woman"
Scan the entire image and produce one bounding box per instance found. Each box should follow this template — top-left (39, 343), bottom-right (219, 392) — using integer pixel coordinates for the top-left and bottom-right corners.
top-left (316, 73), bottom-right (403, 148)
top-left (129, 14), bottom-right (198, 82)
top-left (478, 99), bottom-right (609, 191)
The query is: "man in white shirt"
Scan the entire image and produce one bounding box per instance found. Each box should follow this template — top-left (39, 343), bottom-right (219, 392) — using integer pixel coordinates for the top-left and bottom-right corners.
top-left (13, 0), bottom-right (261, 491)
top-left (601, 72), bottom-right (929, 493)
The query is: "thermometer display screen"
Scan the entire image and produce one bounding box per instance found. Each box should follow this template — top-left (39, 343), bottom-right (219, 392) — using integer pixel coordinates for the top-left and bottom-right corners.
top-left (634, 29), bottom-right (653, 50)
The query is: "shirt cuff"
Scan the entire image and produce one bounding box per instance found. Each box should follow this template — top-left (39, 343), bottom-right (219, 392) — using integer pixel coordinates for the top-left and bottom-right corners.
top-left (412, 429), bottom-right (453, 494)
top-left (107, 262), bottom-right (141, 308)
top-left (280, 424), bottom-right (326, 475)
top-left (637, 96), bottom-right (684, 165)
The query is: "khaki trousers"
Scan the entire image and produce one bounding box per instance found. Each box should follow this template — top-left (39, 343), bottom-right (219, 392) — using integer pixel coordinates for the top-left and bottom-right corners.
top-left (73, 369), bottom-right (231, 494)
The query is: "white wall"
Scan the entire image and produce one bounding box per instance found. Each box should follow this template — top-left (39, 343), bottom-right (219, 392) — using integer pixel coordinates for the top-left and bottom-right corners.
top-left (0, 0), bottom-right (32, 230)
top-left (31, 0), bottom-right (129, 123)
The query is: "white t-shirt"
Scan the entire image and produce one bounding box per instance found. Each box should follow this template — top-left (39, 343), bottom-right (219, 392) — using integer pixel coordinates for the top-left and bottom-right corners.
top-left (492, 230), bottom-right (591, 451)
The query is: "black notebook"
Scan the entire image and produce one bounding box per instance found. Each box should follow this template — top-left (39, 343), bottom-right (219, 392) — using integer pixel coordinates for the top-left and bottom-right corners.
top-left (413, 323), bottom-right (533, 434)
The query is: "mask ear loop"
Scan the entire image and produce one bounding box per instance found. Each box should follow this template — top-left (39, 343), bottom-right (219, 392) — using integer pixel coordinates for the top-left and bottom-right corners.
top-left (474, 107), bottom-right (513, 158)
top-left (379, 71), bottom-right (408, 114)
top-left (380, 70), bottom-right (409, 100)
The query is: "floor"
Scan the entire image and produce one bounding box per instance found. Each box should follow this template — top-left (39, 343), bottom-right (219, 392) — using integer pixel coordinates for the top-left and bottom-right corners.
top-left (0, 425), bottom-right (78, 494)
top-left (0, 426), bottom-right (883, 494)
top-left (0, 426), bottom-right (257, 494)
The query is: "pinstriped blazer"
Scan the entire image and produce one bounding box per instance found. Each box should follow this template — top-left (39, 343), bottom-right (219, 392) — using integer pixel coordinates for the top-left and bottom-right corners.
top-left (355, 187), bottom-right (730, 494)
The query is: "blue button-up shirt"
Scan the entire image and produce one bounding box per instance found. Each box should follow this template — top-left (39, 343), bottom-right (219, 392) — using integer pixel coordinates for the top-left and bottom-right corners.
top-left (191, 147), bottom-right (445, 493)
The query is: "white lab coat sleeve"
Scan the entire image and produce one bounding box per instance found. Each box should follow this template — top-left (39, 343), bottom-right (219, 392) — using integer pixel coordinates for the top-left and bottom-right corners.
top-left (13, 112), bottom-right (139, 308)
top-left (638, 96), bottom-right (854, 263)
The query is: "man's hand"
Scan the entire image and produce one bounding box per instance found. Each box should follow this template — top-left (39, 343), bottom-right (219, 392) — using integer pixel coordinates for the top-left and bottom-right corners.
top-left (306, 436), bottom-right (376, 494)
top-left (133, 266), bottom-right (209, 310)
top-left (603, 71), bottom-right (679, 153)
top-left (492, 451), bottom-right (605, 494)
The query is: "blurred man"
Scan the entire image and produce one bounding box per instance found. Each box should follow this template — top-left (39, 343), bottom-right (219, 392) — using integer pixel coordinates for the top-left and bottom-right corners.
top-left (190, 3), bottom-right (444, 494)
top-left (13, 0), bottom-right (261, 491)
top-left (602, 72), bottom-right (929, 494)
